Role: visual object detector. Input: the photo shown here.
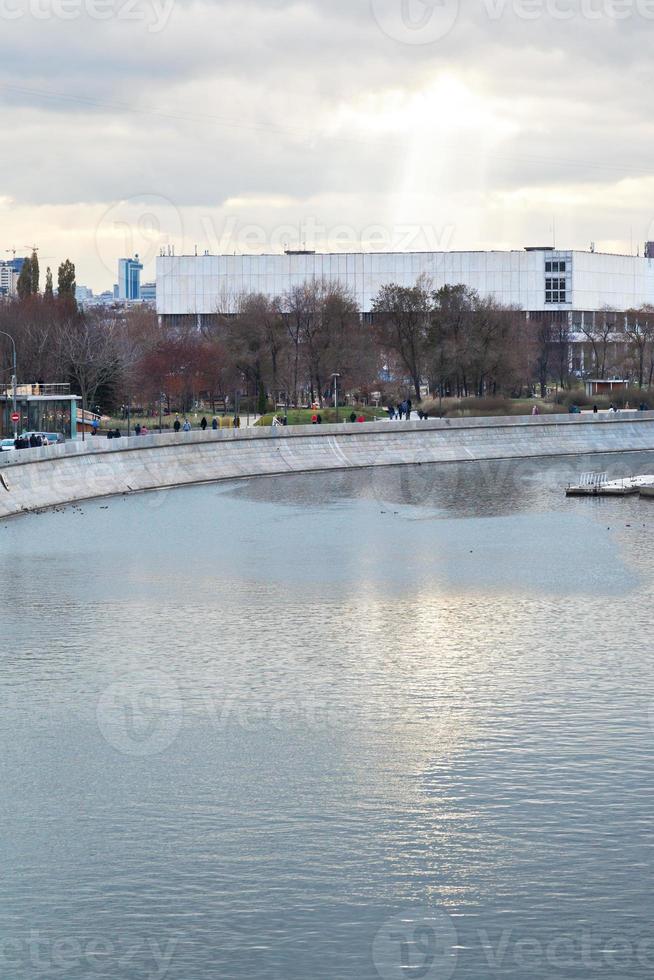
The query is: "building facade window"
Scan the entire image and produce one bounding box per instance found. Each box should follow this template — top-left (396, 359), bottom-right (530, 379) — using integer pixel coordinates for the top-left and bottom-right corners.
top-left (545, 277), bottom-right (567, 304)
top-left (544, 255), bottom-right (571, 304)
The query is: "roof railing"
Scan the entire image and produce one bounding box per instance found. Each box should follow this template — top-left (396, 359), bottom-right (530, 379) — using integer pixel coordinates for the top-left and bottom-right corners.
top-left (0, 383), bottom-right (72, 397)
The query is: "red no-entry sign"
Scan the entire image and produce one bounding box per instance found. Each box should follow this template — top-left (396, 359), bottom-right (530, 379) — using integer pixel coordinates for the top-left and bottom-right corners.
top-left (11, 413), bottom-right (19, 423)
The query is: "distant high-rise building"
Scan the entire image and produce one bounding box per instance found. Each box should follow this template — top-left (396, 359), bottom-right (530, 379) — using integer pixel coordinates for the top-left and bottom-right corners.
top-left (118, 254), bottom-right (143, 300)
top-left (0, 260), bottom-right (19, 297)
top-left (140, 281), bottom-right (156, 303)
top-left (75, 285), bottom-right (94, 305)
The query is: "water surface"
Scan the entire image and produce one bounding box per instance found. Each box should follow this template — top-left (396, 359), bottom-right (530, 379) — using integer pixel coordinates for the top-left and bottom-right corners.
top-left (1, 453), bottom-right (653, 978)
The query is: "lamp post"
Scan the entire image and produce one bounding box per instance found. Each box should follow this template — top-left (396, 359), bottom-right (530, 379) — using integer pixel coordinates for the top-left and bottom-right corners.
top-left (0, 331), bottom-right (18, 438)
top-left (332, 373), bottom-right (340, 424)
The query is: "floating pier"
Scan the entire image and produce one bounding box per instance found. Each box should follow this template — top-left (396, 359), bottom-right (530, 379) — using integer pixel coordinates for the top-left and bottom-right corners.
top-left (566, 473), bottom-right (654, 497)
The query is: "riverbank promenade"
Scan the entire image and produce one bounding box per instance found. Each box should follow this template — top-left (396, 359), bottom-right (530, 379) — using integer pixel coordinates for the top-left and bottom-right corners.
top-left (2, 412), bottom-right (654, 519)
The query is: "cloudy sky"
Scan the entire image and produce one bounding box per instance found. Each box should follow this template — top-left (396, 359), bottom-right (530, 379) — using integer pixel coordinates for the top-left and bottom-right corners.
top-left (2, 0), bottom-right (654, 290)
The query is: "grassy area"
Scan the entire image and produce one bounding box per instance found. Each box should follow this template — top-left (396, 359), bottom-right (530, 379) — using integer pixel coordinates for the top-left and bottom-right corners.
top-left (257, 406), bottom-right (386, 426)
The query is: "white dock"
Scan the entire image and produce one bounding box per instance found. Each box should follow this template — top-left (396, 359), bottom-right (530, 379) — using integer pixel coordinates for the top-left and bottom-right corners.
top-left (566, 473), bottom-right (654, 497)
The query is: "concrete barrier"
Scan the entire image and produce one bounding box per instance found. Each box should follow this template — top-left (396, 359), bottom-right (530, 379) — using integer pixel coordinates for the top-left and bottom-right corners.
top-left (2, 413), bottom-right (654, 519)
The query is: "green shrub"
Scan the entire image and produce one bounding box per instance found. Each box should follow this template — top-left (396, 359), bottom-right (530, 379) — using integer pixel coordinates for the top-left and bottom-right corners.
top-left (608, 386), bottom-right (652, 409)
top-left (554, 388), bottom-right (594, 408)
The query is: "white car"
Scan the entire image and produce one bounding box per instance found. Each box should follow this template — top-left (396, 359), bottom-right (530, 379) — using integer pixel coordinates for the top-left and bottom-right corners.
top-left (21, 432), bottom-right (64, 446)
top-left (0, 439), bottom-right (16, 453)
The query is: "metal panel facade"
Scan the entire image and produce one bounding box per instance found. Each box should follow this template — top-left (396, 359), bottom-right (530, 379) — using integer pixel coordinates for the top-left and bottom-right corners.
top-left (156, 250), bottom-right (654, 316)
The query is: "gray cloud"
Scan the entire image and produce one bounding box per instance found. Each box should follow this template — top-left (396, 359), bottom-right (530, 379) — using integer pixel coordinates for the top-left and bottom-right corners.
top-left (2, 0), bottom-right (654, 288)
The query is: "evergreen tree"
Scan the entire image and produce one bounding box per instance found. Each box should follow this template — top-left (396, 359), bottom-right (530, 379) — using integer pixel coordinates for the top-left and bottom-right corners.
top-left (30, 250), bottom-right (39, 294)
top-left (16, 258), bottom-right (32, 300)
top-left (44, 267), bottom-right (54, 301)
top-left (57, 259), bottom-right (76, 301)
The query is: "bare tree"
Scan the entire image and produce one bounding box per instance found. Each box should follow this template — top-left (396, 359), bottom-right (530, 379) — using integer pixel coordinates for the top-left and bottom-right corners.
top-left (552, 317), bottom-right (571, 390)
top-left (281, 284), bottom-right (314, 407)
top-left (57, 315), bottom-right (125, 411)
top-left (428, 284), bottom-right (474, 397)
top-left (625, 307), bottom-right (654, 388)
top-left (372, 277), bottom-right (431, 401)
top-left (581, 308), bottom-right (615, 380)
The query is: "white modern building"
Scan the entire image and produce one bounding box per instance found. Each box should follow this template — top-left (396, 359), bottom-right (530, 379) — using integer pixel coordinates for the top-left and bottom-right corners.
top-left (156, 246), bottom-right (654, 325)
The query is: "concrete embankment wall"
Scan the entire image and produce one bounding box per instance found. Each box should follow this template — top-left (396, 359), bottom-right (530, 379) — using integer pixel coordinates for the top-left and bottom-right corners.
top-left (2, 413), bottom-right (654, 519)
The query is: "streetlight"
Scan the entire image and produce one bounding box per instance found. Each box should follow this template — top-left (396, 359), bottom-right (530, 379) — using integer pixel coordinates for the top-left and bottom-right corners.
top-left (332, 373), bottom-right (341, 424)
top-left (0, 331), bottom-right (18, 438)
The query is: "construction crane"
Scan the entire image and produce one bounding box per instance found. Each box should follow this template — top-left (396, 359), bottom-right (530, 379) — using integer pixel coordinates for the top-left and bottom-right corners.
top-left (5, 248), bottom-right (17, 259)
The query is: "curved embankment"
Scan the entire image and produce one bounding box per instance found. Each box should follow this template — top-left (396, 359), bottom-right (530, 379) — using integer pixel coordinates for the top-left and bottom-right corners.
top-left (2, 413), bottom-right (654, 519)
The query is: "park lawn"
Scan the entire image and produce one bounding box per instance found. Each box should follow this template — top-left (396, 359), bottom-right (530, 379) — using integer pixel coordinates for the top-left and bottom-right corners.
top-left (257, 407), bottom-right (386, 426)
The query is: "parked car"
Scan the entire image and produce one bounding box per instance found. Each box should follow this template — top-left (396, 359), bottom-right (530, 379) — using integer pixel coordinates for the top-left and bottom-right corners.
top-left (0, 438), bottom-right (16, 453)
top-left (21, 431), bottom-right (65, 445)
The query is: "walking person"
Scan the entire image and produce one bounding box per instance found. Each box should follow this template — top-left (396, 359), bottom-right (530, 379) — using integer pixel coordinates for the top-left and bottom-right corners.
top-left (212, 418), bottom-right (218, 430)
top-left (182, 419), bottom-right (192, 432)
top-left (174, 417), bottom-right (181, 433)
top-left (201, 417), bottom-right (208, 431)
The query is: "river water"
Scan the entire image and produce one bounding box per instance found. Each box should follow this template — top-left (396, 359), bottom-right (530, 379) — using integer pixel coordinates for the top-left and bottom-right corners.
top-left (1, 453), bottom-right (654, 979)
